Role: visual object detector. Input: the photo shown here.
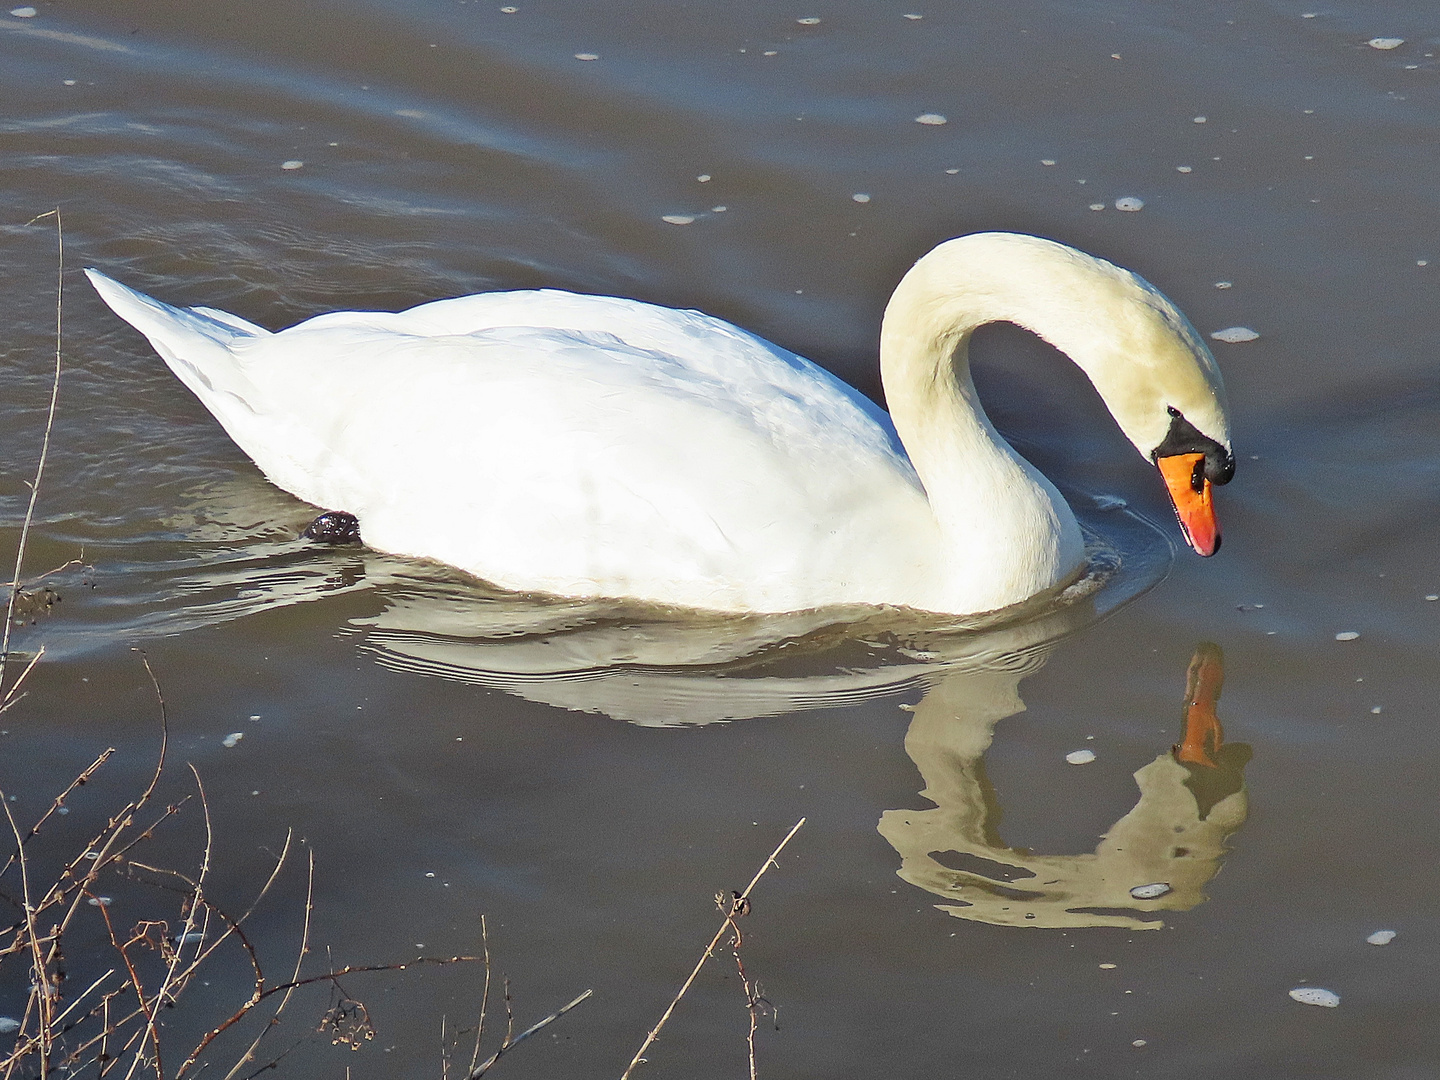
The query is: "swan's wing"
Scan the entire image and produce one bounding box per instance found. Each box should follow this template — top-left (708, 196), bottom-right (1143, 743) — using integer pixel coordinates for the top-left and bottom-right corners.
top-left (91, 277), bottom-right (938, 609)
top-left (292, 289), bottom-right (911, 463)
top-left (245, 318), bottom-right (936, 609)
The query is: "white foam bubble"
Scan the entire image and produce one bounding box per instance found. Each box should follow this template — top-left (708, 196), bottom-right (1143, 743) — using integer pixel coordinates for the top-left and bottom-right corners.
top-left (1129, 882), bottom-right (1171, 899)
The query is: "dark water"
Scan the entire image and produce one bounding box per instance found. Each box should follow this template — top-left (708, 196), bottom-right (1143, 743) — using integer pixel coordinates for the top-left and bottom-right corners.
top-left (2, 1), bottom-right (1439, 1076)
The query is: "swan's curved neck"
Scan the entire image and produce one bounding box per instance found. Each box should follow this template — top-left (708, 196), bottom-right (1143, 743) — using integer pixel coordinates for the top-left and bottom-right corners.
top-left (877, 234), bottom-right (1167, 611)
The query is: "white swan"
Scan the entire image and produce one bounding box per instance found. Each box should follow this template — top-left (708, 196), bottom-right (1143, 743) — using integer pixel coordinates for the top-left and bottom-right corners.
top-left (86, 232), bottom-right (1233, 616)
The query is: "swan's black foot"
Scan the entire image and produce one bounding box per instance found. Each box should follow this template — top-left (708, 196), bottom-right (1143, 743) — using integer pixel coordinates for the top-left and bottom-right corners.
top-left (303, 511), bottom-right (361, 545)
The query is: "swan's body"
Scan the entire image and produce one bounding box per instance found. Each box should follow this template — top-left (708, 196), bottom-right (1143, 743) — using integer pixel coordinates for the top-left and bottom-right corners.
top-left (87, 232), bottom-right (1233, 616)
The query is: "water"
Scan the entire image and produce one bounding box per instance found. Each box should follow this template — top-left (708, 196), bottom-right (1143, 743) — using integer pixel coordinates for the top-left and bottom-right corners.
top-left (2, 1), bottom-right (1439, 1076)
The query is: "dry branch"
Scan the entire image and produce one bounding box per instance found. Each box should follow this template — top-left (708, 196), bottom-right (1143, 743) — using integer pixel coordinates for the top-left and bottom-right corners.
top-left (619, 817), bottom-right (805, 1080)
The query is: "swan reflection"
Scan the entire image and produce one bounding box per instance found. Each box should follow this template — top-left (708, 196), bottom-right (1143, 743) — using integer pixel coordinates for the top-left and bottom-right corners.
top-left (880, 644), bottom-right (1249, 930)
top-left (37, 484), bottom-right (1248, 931)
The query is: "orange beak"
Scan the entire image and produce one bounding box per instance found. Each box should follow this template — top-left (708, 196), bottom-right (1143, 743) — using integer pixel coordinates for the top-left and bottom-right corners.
top-left (1157, 452), bottom-right (1221, 556)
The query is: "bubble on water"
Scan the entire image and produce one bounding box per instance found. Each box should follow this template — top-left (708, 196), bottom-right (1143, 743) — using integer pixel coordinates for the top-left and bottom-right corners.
top-left (63, 79), bottom-right (76, 86)
top-left (1099, 962), bottom-right (1118, 969)
top-left (696, 174), bottom-right (711, 182)
top-left (662, 214), bottom-right (696, 225)
top-left (796, 16), bottom-right (821, 25)
top-left (222, 732), bottom-right (244, 747)
top-left (1129, 882), bottom-right (1171, 900)
top-left (1114, 196), bottom-right (1144, 211)
top-left (915, 113), bottom-right (948, 125)
top-left (1088, 203), bottom-right (1105, 211)
top-left (87, 896), bottom-right (113, 907)
top-left (1210, 326), bottom-right (1259, 343)
top-left (1426, 594), bottom-right (1438, 601)
top-left (945, 167), bottom-right (959, 174)
top-left (500, 5), bottom-right (517, 11)
top-left (852, 193), bottom-right (871, 203)
top-left (711, 205), bottom-right (727, 212)
top-left (1370, 706), bottom-right (1383, 714)
top-left (9, 6), bottom-right (37, 17)
top-left (1066, 749), bottom-right (1096, 765)
top-left (1417, 260), bottom-right (1428, 267)
top-left (0, 1018), bottom-right (17, 1034)
top-left (1334, 630), bottom-right (1360, 641)
top-left (1301, 12), bottom-right (1316, 17)
top-left (280, 160), bottom-right (304, 170)
top-left (1041, 159), bottom-right (1056, 166)
top-left (1215, 281), bottom-right (1233, 289)
top-left (1131, 1040), bottom-right (1148, 1048)
top-left (1367, 929), bottom-right (1397, 945)
top-left (1289, 987), bottom-right (1340, 1007)
top-left (574, 52), bottom-right (599, 60)
top-left (904, 13), bottom-right (924, 20)
top-left (1176, 165), bottom-right (1193, 173)
top-left (1368, 37), bottom-right (1404, 50)
top-left (1193, 115), bottom-right (1207, 123)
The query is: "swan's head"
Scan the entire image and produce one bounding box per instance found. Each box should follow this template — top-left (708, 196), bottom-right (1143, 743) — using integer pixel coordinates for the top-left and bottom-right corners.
top-left (911, 233), bottom-right (1235, 556)
top-left (1065, 257), bottom-right (1234, 559)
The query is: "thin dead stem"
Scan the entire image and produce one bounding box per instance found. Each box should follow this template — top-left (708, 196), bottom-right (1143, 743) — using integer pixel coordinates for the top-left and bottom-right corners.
top-left (2, 209), bottom-right (65, 700)
top-left (619, 817), bottom-right (805, 1080)
top-left (469, 988), bottom-right (593, 1078)
top-left (467, 914), bottom-right (491, 1077)
top-left (216, 848), bottom-right (315, 1080)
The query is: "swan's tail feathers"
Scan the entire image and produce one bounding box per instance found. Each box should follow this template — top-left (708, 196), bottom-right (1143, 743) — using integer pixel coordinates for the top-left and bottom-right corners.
top-left (85, 269), bottom-right (269, 347)
top-left (85, 268), bottom-right (271, 422)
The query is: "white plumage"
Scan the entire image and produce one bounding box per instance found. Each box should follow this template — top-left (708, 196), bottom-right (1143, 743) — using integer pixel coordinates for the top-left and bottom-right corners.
top-left (87, 232), bottom-right (1231, 616)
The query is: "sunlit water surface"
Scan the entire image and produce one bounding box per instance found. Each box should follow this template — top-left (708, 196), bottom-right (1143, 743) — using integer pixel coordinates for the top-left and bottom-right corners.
top-left (2, 1), bottom-right (1438, 1077)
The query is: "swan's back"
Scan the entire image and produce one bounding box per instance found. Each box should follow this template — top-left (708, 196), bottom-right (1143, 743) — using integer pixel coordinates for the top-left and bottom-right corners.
top-left (88, 272), bottom-right (940, 612)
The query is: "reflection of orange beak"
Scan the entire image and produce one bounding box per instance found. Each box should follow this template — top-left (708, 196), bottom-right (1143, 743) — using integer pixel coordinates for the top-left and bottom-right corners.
top-left (1157, 452), bottom-right (1220, 556)
top-left (1175, 642), bottom-right (1225, 767)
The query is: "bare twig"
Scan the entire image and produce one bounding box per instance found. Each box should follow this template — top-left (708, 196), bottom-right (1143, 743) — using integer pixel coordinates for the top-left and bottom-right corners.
top-left (619, 817), bottom-right (804, 1080)
top-left (2, 209), bottom-right (65, 700)
top-left (215, 847), bottom-right (315, 1080)
top-left (467, 914), bottom-right (492, 1076)
top-left (0, 645), bottom-right (44, 716)
top-left (470, 988), bottom-right (593, 1078)
top-left (2, 791), bottom-right (54, 1075)
top-left (718, 896), bottom-right (773, 1080)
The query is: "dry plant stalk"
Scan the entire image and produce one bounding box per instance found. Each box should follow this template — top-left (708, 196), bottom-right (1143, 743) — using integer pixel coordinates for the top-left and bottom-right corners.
top-left (619, 817), bottom-right (805, 1080)
top-left (0, 655), bottom-right (519, 1079)
top-left (1, 209), bottom-right (66, 711)
top-left (717, 892), bottom-right (774, 1080)
top-left (440, 914), bottom-right (593, 1080)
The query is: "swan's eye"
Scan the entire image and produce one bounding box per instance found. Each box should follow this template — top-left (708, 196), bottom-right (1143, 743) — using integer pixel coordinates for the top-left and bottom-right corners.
top-left (1152, 406), bottom-right (1234, 485)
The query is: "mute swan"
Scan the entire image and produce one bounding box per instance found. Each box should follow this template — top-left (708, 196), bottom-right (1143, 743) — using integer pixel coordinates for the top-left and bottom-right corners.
top-left (86, 232), bottom-right (1233, 616)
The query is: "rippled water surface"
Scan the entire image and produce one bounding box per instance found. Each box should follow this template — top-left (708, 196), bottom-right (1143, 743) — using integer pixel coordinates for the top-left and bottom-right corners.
top-left (2, 1), bottom-right (1439, 1077)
